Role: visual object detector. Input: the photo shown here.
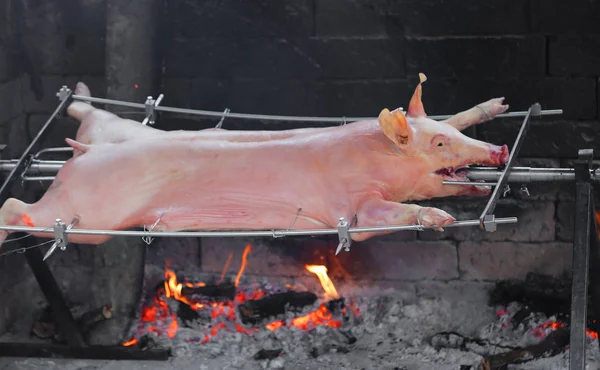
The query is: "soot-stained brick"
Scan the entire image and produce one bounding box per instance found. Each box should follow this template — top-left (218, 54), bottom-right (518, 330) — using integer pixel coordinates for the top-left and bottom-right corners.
top-left (164, 37), bottom-right (405, 80)
top-left (0, 78), bottom-right (23, 122)
top-left (315, 0), bottom-right (401, 37)
top-left (458, 242), bottom-right (572, 280)
top-left (531, 0), bottom-right (600, 34)
top-left (405, 36), bottom-right (545, 80)
top-left (334, 240), bottom-right (459, 280)
top-left (477, 120), bottom-right (600, 158)
top-left (166, 0), bottom-right (314, 38)
top-left (556, 201), bottom-right (575, 242)
top-left (417, 199), bottom-right (555, 243)
top-left (549, 36), bottom-right (600, 77)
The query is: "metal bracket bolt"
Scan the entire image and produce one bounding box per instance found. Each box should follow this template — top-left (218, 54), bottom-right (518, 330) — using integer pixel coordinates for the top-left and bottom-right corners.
top-left (142, 94), bottom-right (164, 126)
top-left (520, 184), bottom-right (530, 196)
top-left (56, 86), bottom-right (72, 102)
top-left (335, 217), bottom-right (352, 255)
top-left (43, 216), bottom-right (80, 261)
top-left (482, 214), bottom-right (497, 232)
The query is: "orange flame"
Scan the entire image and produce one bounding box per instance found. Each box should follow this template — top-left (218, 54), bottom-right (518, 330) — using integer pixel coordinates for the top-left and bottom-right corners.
top-left (234, 244), bottom-right (252, 287)
top-left (305, 265), bottom-right (339, 300)
top-left (219, 252), bottom-right (233, 283)
top-left (122, 338), bottom-right (137, 347)
top-left (596, 211), bottom-right (600, 238)
top-left (164, 264), bottom-right (206, 310)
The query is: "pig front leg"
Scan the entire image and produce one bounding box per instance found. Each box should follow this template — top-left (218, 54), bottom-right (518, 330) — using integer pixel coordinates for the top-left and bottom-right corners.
top-left (352, 198), bottom-right (455, 242)
top-left (443, 98), bottom-right (509, 131)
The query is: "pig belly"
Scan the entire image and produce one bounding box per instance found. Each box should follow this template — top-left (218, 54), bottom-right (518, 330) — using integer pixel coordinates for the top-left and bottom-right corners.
top-left (25, 138), bottom-right (339, 244)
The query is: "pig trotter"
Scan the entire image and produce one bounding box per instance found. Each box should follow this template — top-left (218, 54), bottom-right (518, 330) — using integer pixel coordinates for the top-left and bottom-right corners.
top-left (444, 97), bottom-right (509, 131)
top-left (352, 199), bottom-right (455, 242)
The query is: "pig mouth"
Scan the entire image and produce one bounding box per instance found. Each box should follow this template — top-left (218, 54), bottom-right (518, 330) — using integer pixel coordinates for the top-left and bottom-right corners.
top-left (434, 166), bottom-right (491, 193)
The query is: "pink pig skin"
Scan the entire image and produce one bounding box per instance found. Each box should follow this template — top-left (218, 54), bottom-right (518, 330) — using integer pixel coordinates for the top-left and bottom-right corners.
top-left (0, 74), bottom-right (509, 246)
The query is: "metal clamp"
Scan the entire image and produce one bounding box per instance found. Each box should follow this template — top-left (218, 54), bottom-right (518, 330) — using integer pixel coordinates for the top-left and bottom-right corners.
top-left (56, 86), bottom-right (72, 102)
top-left (43, 216), bottom-right (80, 261)
top-left (482, 214), bottom-right (497, 232)
top-left (141, 94), bottom-right (165, 126)
top-left (216, 108), bottom-right (230, 129)
top-left (334, 217), bottom-right (351, 255)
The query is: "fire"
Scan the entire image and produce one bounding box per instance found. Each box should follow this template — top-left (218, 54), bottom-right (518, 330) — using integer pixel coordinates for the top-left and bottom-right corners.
top-left (122, 338), bottom-right (137, 346)
top-left (123, 246), bottom-right (357, 347)
top-left (305, 265), bottom-right (339, 300)
top-left (234, 244), bottom-right (252, 287)
top-left (164, 264), bottom-right (206, 310)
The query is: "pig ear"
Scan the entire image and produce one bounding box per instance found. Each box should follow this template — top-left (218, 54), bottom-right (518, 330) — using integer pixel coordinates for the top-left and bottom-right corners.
top-left (378, 108), bottom-right (412, 147)
top-left (407, 73), bottom-right (427, 118)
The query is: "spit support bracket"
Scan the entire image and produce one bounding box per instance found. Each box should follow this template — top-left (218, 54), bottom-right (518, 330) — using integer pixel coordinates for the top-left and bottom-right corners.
top-left (335, 217), bottom-right (352, 255)
top-left (142, 94), bottom-right (165, 126)
top-left (43, 216), bottom-right (80, 261)
top-left (478, 102), bottom-right (542, 232)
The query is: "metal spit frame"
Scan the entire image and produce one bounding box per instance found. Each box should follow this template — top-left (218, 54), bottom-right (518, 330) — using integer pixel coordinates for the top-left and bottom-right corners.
top-left (0, 85), bottom-right (597, 368)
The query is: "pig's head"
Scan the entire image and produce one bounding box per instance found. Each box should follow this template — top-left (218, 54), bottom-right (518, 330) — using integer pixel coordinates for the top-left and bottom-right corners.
top-left (377, 73), bottom-right (509, 196)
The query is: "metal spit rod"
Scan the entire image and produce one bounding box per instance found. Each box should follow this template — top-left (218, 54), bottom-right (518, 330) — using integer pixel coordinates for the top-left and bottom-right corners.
top-left (70, 93), bottom-right (564, 123)
top-left (0, 216), bottom-right (518, 239)
top-left (5, 159), bottom-right (598, 184)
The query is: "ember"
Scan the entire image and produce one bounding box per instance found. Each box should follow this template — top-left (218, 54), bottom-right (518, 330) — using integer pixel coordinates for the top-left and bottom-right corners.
top-left (122, 244), bottom-right (356, 347)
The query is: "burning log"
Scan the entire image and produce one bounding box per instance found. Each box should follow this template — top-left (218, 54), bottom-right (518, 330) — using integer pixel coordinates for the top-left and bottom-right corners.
top-left (480, 327), bottom-right (570, 370)
top-left (180, 283), bottom-right (236, 301)
top-left (238, 291), bottom-right (318, 325)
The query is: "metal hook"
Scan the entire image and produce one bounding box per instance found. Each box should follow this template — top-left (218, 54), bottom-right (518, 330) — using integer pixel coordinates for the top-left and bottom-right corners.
top-left (141, 94), bottom-right (164, 126)
top-left (216, 108), bottom-right (230, 129)
top-left (341, 116), bottom-right (347, 126)
top-left (142, 216), bottom-right (162, 245)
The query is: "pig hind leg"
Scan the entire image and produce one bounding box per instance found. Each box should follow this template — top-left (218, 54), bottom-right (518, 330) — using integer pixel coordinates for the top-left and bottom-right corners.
top-left (352, 198), bottom-right (455, 241)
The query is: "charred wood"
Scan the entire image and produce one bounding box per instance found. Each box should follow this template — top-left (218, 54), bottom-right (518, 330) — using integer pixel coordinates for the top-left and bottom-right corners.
top-left (180, 283), bottom-right (236, 301)
top-left (177, 301), bottom-right (201, 326)
top-left (238, 291), bottom-right (318, 325)
top-left (480, 327), bottom-right (570, 370)
top-left (0, 342), bottom-right (170, 360)
top-left (253, 348), bottom-right (283, 360)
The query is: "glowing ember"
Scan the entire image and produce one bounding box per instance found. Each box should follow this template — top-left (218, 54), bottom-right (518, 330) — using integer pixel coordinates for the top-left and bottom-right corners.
top-left (305, 265), bottom-right (339, 300)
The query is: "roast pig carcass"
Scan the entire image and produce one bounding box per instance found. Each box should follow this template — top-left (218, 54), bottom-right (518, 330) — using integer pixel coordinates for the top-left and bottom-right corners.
top-left (0, 73), bottom-right (509, 245)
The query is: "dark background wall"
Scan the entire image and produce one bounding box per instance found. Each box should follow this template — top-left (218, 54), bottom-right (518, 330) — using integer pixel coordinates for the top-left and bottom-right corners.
top-left (0, 0), bottom-right (599, 335)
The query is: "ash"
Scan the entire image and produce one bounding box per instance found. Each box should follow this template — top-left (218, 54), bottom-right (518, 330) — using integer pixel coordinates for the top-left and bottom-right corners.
top-left (2, 279), bottom-right (600, 370)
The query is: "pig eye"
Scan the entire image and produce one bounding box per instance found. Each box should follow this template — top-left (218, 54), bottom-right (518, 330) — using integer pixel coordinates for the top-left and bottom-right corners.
top-left (437, 142), bottom-right (444, 147)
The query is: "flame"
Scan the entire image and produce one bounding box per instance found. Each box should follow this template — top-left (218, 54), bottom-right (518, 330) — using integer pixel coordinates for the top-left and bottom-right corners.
top-left (219, 252), bottom-right (233, 283)
top-left (234, 244), bottom-right (252, 287)
top-left (122, 338), bottom-right (137, 346)
top-left (531, 320), bottom-right (598, 340)
top-left (305, 265), bottom-right (339, 300)
top-left (164, 266), bottom-right (206, 310)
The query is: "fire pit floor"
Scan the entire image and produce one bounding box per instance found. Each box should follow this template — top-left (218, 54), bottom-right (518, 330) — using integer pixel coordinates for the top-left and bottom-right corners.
top-left (1, 280), bottom-right (599, 370)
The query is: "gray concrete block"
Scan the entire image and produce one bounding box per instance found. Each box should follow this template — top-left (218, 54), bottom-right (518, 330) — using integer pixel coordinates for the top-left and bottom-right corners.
top-left (458, 241), bottom-right (572, 280)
